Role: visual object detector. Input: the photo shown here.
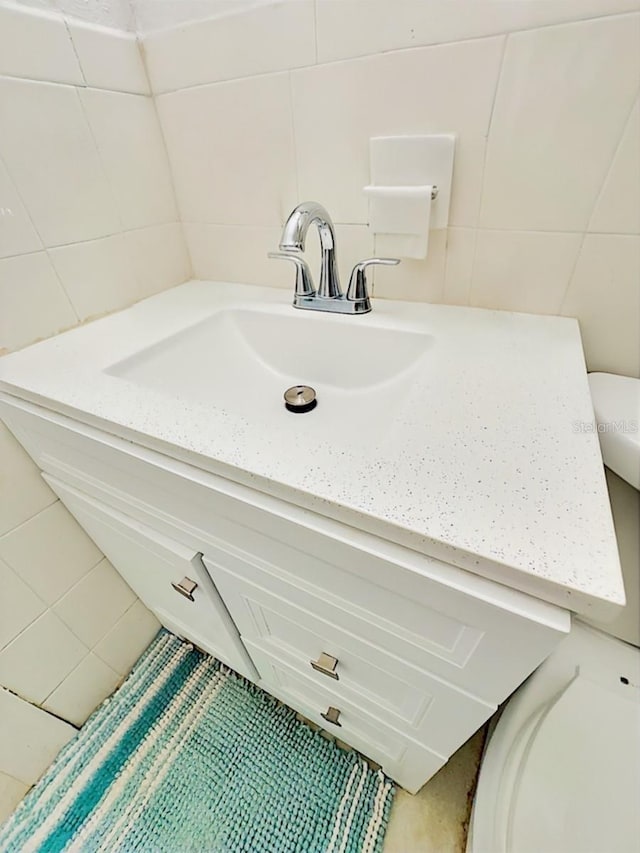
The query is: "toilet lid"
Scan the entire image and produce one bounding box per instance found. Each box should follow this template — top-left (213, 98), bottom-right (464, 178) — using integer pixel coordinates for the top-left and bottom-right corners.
top-left (508, 674), bottom-right (640, 853)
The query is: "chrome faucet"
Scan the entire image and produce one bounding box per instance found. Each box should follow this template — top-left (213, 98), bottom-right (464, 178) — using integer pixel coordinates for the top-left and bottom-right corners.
top-left (269, 201), bottom-right (399, 315)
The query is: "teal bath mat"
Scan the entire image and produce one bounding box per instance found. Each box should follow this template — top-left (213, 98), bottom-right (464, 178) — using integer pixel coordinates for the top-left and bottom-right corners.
top-left (0, 631), bottom-right (394, 852)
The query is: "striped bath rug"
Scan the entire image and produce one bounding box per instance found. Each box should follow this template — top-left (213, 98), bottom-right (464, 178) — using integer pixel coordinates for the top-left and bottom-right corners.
top-left (0, 631), bottom-right (394, 852)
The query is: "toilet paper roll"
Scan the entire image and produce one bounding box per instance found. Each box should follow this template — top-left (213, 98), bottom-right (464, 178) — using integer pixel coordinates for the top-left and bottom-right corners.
top-left (364, 185), bottom-right (433, 258)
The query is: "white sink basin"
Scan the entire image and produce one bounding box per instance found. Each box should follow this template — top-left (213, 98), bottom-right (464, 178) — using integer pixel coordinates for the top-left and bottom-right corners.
top-left (0, 279), bottom-right (625, 618)
top-left (106, 304), bottom-right (433, 436)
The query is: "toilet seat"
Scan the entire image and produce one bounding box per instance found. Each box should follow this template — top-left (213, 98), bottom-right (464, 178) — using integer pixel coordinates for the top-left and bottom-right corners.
top-left (468, 622), bottom-right (640, 853)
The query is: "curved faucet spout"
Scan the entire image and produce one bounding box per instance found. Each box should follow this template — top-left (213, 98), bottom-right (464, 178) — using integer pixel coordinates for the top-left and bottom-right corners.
top-left (279, 202), bottom-right (341, 298)
top-left (279, 202), bottom-right (335, 252)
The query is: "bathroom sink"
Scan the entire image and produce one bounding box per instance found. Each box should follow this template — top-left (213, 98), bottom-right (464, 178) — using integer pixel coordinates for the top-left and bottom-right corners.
top-left (106, 305), bottom-right (433, 433)
top-left (0, 279), bottom-right (624, 618)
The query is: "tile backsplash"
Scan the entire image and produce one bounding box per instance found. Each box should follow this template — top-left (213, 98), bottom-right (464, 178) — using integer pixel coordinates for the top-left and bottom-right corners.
top-left (147, 0), bottom-right (639, 380)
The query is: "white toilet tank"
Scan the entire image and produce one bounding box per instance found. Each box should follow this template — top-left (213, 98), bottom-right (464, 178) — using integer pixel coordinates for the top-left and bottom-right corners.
top-left (584, 373), bottom-right (640, 646)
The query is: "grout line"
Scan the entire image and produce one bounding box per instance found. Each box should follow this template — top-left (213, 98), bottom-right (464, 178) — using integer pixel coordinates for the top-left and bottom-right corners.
top-left (0, 149), bottom-right (46, 255)
top-left (0, 71), bottom-right (148, 97)
top-left (74, 86), bottom-right (127, 236)
top-left (0, 146), bottom-right (82, 319)
top-left (148, 89), bottom-right (194, 277)
top-left (558, 89), bottom-right (640, 313)
top-left (3, 225), bottom-right (635, 267)
top-left (584, 88), bottom-right (639, 235)
top-left (556, 231), bottom-right (587, 315)
top-left (312, 0), bottom-right (319, 65)
top-left (473, 32), bottom-right (508, 229)
top-left (484, 33), bottom-right (508, 142)
top-left (465, 32), bottom-right (509, 307)
top-left (0, 685), bottom-right (80, 730)
top-left (287, 72), bottom-right (301, 205)
top-left (46, 247), bottom-right (81, 324)
top-left (62, 15), bottom-right (87, 87)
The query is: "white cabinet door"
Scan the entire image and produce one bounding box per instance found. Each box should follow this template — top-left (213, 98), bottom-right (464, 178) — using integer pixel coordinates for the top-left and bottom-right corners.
top-left (44, 475), bottom-right (257, 681)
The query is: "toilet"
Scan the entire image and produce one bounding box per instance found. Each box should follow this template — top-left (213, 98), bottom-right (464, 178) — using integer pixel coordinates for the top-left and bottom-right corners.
top-left (468, 372), bottom-right (640, 853)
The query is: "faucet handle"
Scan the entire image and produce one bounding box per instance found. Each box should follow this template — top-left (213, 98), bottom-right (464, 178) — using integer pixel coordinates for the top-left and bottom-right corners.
top-left (346, 257), bottom-right (400, 303)
top-left (268, 252), bottom-right (316, 297)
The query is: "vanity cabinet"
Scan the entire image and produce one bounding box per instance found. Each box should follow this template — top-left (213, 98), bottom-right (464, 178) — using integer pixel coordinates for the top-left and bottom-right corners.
top-left (0, 395), bottom-right (570, 793)
top-left (42, 475), bottom-right (257, 682)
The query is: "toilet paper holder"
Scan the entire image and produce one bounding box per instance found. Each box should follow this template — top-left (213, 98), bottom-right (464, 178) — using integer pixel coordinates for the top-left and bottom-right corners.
top-left (364, 134), bottom-right (455, 259)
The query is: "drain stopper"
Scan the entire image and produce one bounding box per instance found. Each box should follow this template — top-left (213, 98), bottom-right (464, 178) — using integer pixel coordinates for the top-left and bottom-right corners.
top-left (284, 385), bottom-right (317, 413)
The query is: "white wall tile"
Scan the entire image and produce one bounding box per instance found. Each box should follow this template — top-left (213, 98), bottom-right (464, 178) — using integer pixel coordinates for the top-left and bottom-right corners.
top-left (315, 0), bottom-right (640, 64)
top-left (80, 89), bottom-right (178, 230)
top-left (291, 37), bottom-right (504, 227)
top-left (0, 557), bottom-right (46, 651)
top-left (481, 14), bottom-right (640, 231)
top-left (0, 157), bottom-right (42, 259)
top-left (59, 0), bottom-right (135, 30)
top-left (561, 234), bottom-right (640, 378)
top-left (0, 78), bottom-right (120, 247)
top-left (157, 73), bottom-right (297, 227)
top-left (0, 252), bottom-right (77, 352)
top-left (0, 771), bottom-right (28, 825)
top-left (469, 230), bottom-right (583, 315)
top-left (124, 222), bottom-right (192, 297)
top-left (54, 558), bottom-right (136, 647)
top-left (373, 229), bottom-right (447, 303)
top-left (443, 227), bottom-right (476, 306)
top-left (94, 600), bottom-right (160, 676)
top-left (143, 0), bottom-right (315, 94)
top-left (0, 422), bottom-right (56, 536)
top-left (185, 222), bottom-right (284, 285)
top-left (0, 687), bottom-right (75, 786)
top-left (67, 20), bottom-right (150, 94)
top-left (0, 611), bottom-right (88, 704)
top-left (48, 234), bottom-right (139, 321)
top-left (0, 2), bottom-right (82, 85)
top-left (589, 99), bottom-right (640, 236)
top-left (0, 502), bottom-right (102, 605)
top-left (43, 652), bottom-right (121, 726)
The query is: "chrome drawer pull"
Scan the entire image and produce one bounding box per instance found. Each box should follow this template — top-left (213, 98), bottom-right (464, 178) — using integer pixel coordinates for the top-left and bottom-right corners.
top-left (171, 577), bottom-right (198, 601)
top-left (321, 706), bottom-right (342, 727)
top-left (311, 652), bottom-right (339, 680)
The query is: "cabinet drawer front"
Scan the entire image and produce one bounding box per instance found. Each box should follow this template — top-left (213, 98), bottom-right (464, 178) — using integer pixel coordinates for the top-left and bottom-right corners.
top-left (3, 400), bottom-right (568, 703)
top-left (248, 645), bottom-right (446, 794)
top-left (44, 476), bottom-right (257, 681)
top-left (207, 557), bottom-right (494, 756)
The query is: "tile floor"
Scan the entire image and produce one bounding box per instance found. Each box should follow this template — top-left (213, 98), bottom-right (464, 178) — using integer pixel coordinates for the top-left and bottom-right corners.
top-left (1, 694), bottom-right (488, 850)
top-left (384, 728), bottom-right (487, 853)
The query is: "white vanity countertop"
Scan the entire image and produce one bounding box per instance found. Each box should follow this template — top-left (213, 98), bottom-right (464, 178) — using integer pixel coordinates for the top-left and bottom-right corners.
top-left (0, 281), bottom-right (624, 618)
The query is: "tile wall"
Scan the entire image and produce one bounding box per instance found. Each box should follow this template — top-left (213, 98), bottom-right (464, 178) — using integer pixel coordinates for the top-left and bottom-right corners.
top-left (0, 0), bottom-right (190, 803)
top-left (146, 0), bottom-right (640, 378)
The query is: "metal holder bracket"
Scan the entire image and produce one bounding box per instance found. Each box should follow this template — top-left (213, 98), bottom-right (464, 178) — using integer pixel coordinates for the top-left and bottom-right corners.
top-left (321, 706), bottom-right (342, 727)
top-left (310, 652), bottom-right (340, 680)
top-left (171, 577), bottom-right (198, 601)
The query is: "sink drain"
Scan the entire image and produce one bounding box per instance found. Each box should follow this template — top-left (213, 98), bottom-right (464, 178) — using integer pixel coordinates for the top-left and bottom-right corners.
top-left (284, 385), bottom-right (317, 413)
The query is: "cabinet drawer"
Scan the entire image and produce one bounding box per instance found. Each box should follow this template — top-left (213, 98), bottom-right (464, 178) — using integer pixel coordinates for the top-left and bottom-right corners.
top-left (2, 398), bottom-right (569, 703)
top-left (44, 476), bottom-right (257, 681)
top-left (207, 557), bottom-right (494, 757)
top-left (201, 534), bottom-right (566, 705)
top-left (247, 645), bottom-right (446, 794)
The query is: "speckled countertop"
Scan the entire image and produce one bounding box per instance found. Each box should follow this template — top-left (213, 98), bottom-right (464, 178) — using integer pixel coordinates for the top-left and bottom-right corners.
top-left (0, 281), bottom-right (625, 618)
